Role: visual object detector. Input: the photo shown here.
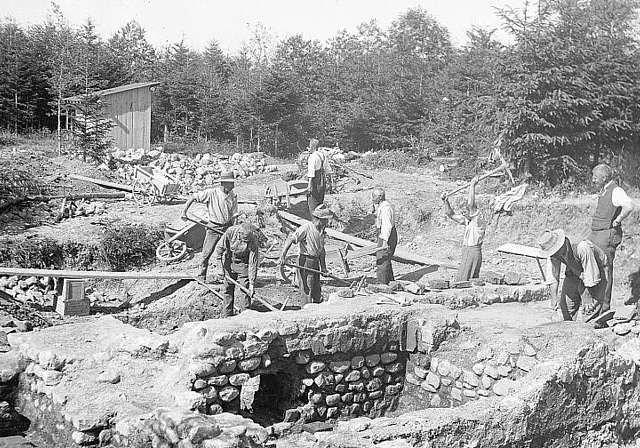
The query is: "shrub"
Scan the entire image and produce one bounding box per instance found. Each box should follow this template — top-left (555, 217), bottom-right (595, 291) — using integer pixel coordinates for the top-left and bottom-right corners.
top-left (100, 223), bottom-right (163, 271)
top-left (359, 150), bottom-right (430, 172)
top-left (0, 237), bottom-right (65, 269)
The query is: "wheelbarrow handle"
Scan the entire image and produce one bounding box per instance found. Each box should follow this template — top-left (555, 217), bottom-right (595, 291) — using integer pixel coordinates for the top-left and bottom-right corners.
top-left (183, 213), bottom-right (235, 235)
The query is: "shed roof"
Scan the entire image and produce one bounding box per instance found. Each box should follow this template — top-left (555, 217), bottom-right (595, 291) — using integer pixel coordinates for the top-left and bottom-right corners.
top-left (63, 82), bottom-right (160, 103)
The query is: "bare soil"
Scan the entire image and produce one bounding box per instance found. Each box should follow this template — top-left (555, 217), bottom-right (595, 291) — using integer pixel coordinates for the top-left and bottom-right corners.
top-left (1, 139), bottom-right (639, 332)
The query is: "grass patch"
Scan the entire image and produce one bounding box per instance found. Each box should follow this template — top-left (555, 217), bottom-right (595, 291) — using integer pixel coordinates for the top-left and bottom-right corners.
top-left (100, 223), bottom-right (163, 271)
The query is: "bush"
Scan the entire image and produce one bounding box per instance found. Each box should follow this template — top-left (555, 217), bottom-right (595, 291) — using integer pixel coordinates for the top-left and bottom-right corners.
top-left (359, 149), bottom-right (430, 172)
top-left (0, 237), bottom-right (65, 269)
top-left (100, 223), bottom-right (163, 271)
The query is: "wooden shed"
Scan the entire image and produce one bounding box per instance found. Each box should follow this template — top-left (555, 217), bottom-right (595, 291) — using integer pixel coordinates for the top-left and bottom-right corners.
top-left (64, 82), bottom-right (160, 151)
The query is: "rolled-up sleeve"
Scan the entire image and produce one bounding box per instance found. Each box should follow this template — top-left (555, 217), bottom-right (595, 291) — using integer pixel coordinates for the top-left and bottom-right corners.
top-left (213, 230), bottom-right (230, 261)
top-left (545, 257), bottom-right (561, 285)
top-left (307, 153), bottom-right (319, 178)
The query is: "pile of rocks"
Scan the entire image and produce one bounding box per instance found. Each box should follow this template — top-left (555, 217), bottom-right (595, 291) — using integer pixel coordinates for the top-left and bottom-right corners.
top-left (109, 147), bottom-right (277, 194)
top-left (0, 276), bottom-right (55, 310)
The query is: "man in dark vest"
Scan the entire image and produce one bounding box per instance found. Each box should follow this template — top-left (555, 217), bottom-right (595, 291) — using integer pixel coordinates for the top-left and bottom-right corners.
top-left (306, 139), bottom-right (333, 216)
top-left (214, 222), bottom-right (259, 317)
top-left (588, 164), bottom-right (634, 313)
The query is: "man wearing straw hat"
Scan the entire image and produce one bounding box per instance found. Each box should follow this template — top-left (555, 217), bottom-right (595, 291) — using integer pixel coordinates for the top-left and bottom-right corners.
top-left (279, 204), bottom-right (334, 306)
top-left (182, 170), bottom-right (238, 282)
top-left (537, 229), bottom-right (609, 322)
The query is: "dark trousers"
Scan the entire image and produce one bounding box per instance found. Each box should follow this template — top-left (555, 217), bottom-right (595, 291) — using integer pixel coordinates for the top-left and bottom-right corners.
top-left (307, 192), bottom-right (324, 216)
top-left (298, 254), bottom-right (321, 306)
top-left (589, 228), bottom-right (621, 312)
top-left (456, 245), bottom-right (482, 282)
top-left (560, 273), bottom-right (606, 322)
top-left (376, 227), bottom-right (397, 285)
top-left (199, 229), bottom-right (223, 278)
top-left (222, 270), bottom-right (251, 318)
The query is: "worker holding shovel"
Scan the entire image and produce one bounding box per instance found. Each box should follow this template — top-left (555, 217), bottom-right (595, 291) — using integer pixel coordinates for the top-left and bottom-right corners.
top-left (213, 222), bottom-right (259, 317)
top-left (182, 170), bottom-right (238, 282)
top-left (279, 204), bottom-right (335, 306)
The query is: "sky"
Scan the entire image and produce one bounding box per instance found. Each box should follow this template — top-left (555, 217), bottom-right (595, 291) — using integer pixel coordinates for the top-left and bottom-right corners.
top-left (3, 0), bottom-right (527, 53)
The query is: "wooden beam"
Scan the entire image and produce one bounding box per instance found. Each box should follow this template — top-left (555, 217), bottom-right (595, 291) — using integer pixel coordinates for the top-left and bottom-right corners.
top-left (277, 211), bottom-right (457, 270)
top-left (69, 174), bottom-right (134, 193)
top-left (0, 267), bottom-right (192, 280)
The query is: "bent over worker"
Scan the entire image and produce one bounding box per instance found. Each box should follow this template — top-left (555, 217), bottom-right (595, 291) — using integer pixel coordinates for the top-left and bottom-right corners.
top-left (441, 176), bottom-right (485, 282)
top-left (372, 188), bottom-right (397, 285)
top-left (279, 204), bottom-right (334, 306)
top-left (537, 229), bottom-right (609, 322)
top-left (588, 164), bottom-right (634, 314)
top-left (182, 170), bottom-right (238, 282)
top-left (306, 139), bottom-right (333, 215)
top-left (213, 222), bottom-right (259, 318)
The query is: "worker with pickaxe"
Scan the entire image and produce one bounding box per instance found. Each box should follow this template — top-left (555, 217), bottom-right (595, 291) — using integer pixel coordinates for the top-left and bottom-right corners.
top-left (279, 204), bottom-right (335, 306)
top-left (441, 176), bottom-right (486, 282)
top-left (213, 222), bottom-right (259, 317)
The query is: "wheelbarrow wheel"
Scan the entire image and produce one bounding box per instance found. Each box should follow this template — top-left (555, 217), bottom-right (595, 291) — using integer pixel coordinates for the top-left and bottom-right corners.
top-left (132, 180), bottom-right (157, 206)
top-left (156, 240), bottom-right (188, 262)
top-left (279, 255), bottom-right (299, 286)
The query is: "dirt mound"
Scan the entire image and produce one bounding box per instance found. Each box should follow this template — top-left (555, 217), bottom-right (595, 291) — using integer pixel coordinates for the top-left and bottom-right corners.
top-left (122, 282), bottom-right (222, 334)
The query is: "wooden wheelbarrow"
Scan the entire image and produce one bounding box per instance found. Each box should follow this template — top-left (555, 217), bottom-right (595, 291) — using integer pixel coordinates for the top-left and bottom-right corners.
top-left (264, 180), bottom-right (309, 209)
top-left (155, 213), bottom-right (227, 262)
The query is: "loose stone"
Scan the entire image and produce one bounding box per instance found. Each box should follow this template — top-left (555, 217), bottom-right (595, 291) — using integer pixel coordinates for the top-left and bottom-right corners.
top-left (462, 370), bottom-right (480, 387)
top-left (414, 366), bottom-right (428, 379)
top-left (405, 373), bottom-right (422, 386)
top-left (437, 359), bottom-right (451, 377)
top-left (326, 393), bottom-right (341, 406)
top-left (481, 375), bottom-right (491, 390)
top-left (295, 351), bottom-right (311, 365)
top-left (345, 370), bottom-right (361, 382)
top-left (476, 348), bottom-right (493, 361)
top-left (451, 387), bottom-right (463, 401)
top-left (306, 361), bottom-right (326, 375)
top-left (420, 381), bottom-right (437, 393)
top-left (385, 384), bottom-right (402, 395)
top-left (441, 378), bottom-right (452, 386)
top-left (385, 362), bottom-right (402, 374)
top-left (493, 378), bottom-right (516, 396)
top-left (193, 379), bottom-right (208, 391)
top-left (302, 378), bottom-right (314, 387)
top-left (351, 356), bottom-right (365, 369)
top-left (463, 389), bottom-right (477, 398)
top-left (430, 394), bottom-right (442, 407)
top-left (369, 390), bottom-right (383, 400)
top-left (219, 360), bottom-right (237, 374)
top-left (449, 364), bottom-right (462, 380)
top-left (426, 372), bottom-right (440, 390)
top-left (516, 356), bottom-right (536, 372)
top-left (477, 389), bottom-right (490, 397)
top-left (310, 393), bottom-right (325, 405)
top-left (218, 386), bottom-right (239, 402)
top-left (365, 354), bottom-right (381, 367)
top-left (380, 352), bottom-right (398, 364)
top-left (329, 360), bottom-right (351, 373)
top-left (360, 367), bottom-right (371, 380)
top-left (498, 365), bottom-right (512, 377)
top-left (472, 363), bottom-right (484, 376)
top-left (238, 357), bottom-right (261, 372)
top-left (229, 373), bottom-right (250, 386)
top-left (522, 344), bottom-right (537, 357)
top-left (372, 366), bottom-right (385, 377)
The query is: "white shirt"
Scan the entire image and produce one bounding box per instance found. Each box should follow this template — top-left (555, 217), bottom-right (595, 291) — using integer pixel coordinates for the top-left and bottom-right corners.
top-left (307, 150), bottom-right (333, 178)
top-left (194, 186), bottom-right (238, 225)
top-left (462, 211), bottom-right (484, 247)
top-left (375, 200), bottom-right (395, 242)
top-left (602, 180), bottom-right (632, 207)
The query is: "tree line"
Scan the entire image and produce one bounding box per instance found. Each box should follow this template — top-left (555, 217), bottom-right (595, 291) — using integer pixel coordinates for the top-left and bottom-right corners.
top-left (0, 0), bottom-right (639, 184)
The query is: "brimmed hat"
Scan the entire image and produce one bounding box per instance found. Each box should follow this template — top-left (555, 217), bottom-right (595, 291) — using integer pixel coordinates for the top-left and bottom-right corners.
top-left (537, 229), bottom-right (566, 258)
top-left (312, 204), bottom-right (334, 220)
top-left (219, 170), bottom-right (236, 183)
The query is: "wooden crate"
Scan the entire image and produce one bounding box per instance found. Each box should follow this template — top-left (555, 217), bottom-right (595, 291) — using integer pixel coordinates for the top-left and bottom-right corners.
top-left (56, 279), bottom-right (90, 317)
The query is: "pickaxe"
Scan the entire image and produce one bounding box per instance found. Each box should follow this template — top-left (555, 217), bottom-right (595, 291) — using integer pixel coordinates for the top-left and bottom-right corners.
top-left (444, 154), bottom-right (515, 199)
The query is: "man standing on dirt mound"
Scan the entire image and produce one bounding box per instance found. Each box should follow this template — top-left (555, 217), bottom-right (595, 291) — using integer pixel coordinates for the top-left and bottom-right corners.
top-left (213, 222), bottom-right (259, 317)
top-left (441, 176), bottom-right (485, 282)
top-left (588, 164), bottom-right (634, 314)
top-left (306, 138), bottom-right (333, 216)
top-left (372, 188), bottom-right (397, 285)
top-left (538, 229), bottom-right (609, 322)
top-left (279, 204), bottom-right (335, 306)
top-left (182, 170), bottom-right (238, 282)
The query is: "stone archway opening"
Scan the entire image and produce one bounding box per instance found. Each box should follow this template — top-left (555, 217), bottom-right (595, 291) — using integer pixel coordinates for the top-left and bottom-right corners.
top-left (244, 371), bottom-right (301, 427)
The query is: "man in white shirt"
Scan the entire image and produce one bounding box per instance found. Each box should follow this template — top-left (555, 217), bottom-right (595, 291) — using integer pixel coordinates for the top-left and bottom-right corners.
top-left (372, 188), bottom-right (397, 284)
top-left (306, 138), bottom-right (333, 216)
top-left (588, 164), bottom-right (634, 313)
top-left (442, 176), bottom-right (485, 282)
top-left (182, 171), bottom-right (238, 282)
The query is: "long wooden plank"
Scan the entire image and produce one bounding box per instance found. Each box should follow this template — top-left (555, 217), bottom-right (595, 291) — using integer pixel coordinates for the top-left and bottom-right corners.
top-left (69, 174), bottom-right (134, 193)
top-left (0, 267), bottom-right (192, 280)
top-left (497, 243), bottom-right (545, 259)
top-left (278, 210), bottom-right (457, 270)
top-left (345, 244), bottom-right (381, 260)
